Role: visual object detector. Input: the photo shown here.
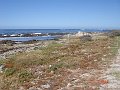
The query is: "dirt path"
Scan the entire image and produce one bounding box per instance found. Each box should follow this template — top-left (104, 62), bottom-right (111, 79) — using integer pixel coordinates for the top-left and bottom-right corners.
top-left (100, 49), bottom-right (120, 90)
top-left (58, 48), bottom-right (120, 90)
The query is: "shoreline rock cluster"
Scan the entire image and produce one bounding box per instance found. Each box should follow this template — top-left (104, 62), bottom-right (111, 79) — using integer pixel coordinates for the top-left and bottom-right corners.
top-left (0, 31), bottom-right (107, 60)
top-left (0, 41), bottom-right (48, 59)
top-left (0, 32), bottom-right (71, 38)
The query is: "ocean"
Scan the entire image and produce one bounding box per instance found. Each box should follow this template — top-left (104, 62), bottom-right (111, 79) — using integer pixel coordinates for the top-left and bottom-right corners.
top-left (0, 29), bottom-right (105, 34)
top-left (0, 29), bottom-right (107, 41)
top-left (0, 36), bottom-right (56, 42)
top-left (0, 29), bottom-right (80, 34)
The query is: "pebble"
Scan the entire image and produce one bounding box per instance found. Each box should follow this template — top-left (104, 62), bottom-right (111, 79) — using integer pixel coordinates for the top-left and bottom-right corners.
top-left (0, 65), bottom-right (4, 73)
top-left (41, 83), bottom-right (50, 89)
top-left (67, 83), bottom-right (72, 87)
top-left (19, 86), bottom-right (25, 90)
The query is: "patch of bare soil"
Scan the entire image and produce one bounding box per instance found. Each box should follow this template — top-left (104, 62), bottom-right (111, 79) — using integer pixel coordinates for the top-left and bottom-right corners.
top-left (100, 49), bottom-right (120, 90)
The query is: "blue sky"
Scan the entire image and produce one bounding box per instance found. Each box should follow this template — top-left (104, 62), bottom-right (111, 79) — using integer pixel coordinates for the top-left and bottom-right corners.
top-left (0, 0), bottom-right (120, 29)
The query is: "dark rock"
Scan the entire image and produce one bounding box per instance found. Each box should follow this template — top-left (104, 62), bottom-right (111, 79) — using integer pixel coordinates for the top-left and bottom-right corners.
top-left (22, 40), bottom-right (38, 44)
top-left (48, 33), bottom-right (69, 36)
top-left (20, 33), bottom-right (47, 37)
top-left (0, 34), bottom-right (2, 37)
top-left (0, 40), bottom-right (16, 45)
top-left (80, 35), bottom-right (92, 41)
top-left (21, 33), bottom-right (33, 37)
top-left (107, 30), bottom-right (120, 37)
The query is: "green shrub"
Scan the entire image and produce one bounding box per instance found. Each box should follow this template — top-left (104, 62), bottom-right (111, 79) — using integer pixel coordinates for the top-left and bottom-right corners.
top-left (80, 35), bottom-right (92, 41)
top-left (34, 47), bottom-right (39, 50)
top-left (18, 70), bottom-right (33, 83)
top-left (4, 68), bottom-right (16, 77)
top-left (49, 63), bottom-right (64, 71)
top-left (108, 30), bottom-right (120, 37)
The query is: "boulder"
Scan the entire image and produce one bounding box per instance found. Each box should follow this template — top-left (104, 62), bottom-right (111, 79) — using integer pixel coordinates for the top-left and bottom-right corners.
top-left (80, 35), bottom-right (92, 41)
top-left (0, 40), bottom-right (15, 45)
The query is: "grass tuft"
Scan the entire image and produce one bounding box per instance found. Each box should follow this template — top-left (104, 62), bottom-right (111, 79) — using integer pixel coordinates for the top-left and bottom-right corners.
top-left (4, 68), bottom-right (16, 77)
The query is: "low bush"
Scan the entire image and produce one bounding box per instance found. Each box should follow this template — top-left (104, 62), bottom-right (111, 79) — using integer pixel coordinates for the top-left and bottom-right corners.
top-left (108, 30), bottom-right (120, 37)
top-left (22, 40), bottom-right (38, 44)
top-left (19, 70), bottom-right (33, 83)
top-left (0, 40), bottom-right (15, 46)
top-left (4, 68), bottom-right (16, 77)
top-left (49, 63), bottom-right (64, 71)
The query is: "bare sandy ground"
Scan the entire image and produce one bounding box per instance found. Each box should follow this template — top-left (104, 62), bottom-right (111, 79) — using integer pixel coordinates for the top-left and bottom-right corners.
top-left (100, 49), bottom-right (120, 90)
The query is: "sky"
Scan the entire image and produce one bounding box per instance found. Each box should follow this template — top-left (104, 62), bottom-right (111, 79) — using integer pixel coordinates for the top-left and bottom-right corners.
top-left (0, 0), bottom-right (120, 29)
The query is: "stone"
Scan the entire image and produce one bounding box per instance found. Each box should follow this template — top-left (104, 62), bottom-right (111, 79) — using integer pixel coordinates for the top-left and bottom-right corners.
top-left (41, 84), bottom-right (50, 89)
top-left (0, 65), bottom-right (4, 73)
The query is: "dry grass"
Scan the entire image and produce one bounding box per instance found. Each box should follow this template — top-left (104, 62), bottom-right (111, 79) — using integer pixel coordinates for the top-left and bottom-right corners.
top-left (0, 45), bottom-right (14, 53)
top-left (0, 36), bottom-right (119, 89)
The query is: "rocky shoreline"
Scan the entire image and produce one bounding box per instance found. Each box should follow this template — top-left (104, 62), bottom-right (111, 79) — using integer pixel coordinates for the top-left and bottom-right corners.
top-left (0, 32), bottom-right (70, 60)
top-left (0, 31), bottom-right (106, 60)
top-left (0, 40), bottom-right (58, 59)
top-left (0, 32), bottom-right (71, 38)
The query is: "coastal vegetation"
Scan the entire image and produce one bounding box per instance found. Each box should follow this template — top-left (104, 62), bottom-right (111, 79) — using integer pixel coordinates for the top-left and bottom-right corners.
top-left (0, 32), bottom-right (120, 89)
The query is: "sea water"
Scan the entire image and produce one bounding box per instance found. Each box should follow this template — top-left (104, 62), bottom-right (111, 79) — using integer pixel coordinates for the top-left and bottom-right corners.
top-left (0, 29), bottom-right (106, 41)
